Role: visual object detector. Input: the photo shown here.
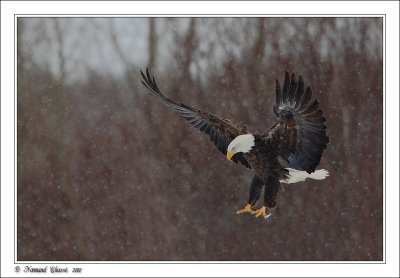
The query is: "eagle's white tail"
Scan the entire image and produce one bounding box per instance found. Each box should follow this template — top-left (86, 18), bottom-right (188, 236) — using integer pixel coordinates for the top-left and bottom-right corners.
top-left (280, 168), bottom-right (329, 184)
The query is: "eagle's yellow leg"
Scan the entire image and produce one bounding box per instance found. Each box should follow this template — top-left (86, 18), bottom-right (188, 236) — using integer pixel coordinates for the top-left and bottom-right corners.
top-left (252, 206), bottom-right (268, 218)
top-left (236, 204), bottom-right (253, 214)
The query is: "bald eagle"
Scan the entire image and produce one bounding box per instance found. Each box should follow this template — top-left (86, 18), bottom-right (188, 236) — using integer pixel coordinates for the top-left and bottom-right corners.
top-left (140, 69), bottom-right (329, 219)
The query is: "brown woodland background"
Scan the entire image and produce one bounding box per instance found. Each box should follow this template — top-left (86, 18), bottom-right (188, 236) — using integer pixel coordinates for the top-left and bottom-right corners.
top-left (17, 18), bottom-right (383, 260)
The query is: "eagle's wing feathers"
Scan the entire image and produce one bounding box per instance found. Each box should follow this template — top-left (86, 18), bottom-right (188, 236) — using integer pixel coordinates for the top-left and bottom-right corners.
top-left (141, 69), bottom-right (251, 169)
top-left (268, 72), bottom-right (329, 173)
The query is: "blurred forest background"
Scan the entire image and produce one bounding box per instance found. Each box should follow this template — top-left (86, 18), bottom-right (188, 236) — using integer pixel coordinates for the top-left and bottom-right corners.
top-left (17, 18), bottom-right (383, 261)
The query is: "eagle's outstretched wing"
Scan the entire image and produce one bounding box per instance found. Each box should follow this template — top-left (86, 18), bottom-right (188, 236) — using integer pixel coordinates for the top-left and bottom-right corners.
top-left (140, 69), bottom-right (251, 169)
top-left (267, 72), bottom-right (329, 173)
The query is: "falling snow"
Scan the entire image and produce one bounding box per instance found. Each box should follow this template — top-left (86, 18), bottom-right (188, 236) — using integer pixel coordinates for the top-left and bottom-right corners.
top-left (17, 18), bottom-right (383, 261)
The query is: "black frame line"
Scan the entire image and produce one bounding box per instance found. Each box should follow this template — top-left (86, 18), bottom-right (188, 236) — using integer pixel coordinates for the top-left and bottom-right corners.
top-left (13, 14), bottom-right (386, 265)
top-left (13, 14), bottom-right (386, 16)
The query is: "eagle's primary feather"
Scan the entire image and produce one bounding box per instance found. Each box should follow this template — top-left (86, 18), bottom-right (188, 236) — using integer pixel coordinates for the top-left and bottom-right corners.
top-left (140, 68), bottom-right (329, 219)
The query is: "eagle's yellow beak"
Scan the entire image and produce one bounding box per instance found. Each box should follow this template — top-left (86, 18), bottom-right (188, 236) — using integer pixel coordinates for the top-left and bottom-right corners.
top-left (227, 150), bottom-right (234, 160)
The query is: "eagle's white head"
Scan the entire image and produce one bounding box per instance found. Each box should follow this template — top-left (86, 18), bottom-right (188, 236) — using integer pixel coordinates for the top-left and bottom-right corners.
top-left (226, 134), bottom-right (255, 160)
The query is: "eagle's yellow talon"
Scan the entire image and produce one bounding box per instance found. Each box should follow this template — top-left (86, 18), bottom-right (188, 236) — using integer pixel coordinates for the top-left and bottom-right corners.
top-left (253, 206), bottom-right (267, 218)
top-left (236, 204), bottom-right (253, 214)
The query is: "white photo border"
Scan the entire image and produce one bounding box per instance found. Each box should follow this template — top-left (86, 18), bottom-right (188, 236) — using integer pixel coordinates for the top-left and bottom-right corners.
top-left (1, 1), bottom-right (399, 277)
